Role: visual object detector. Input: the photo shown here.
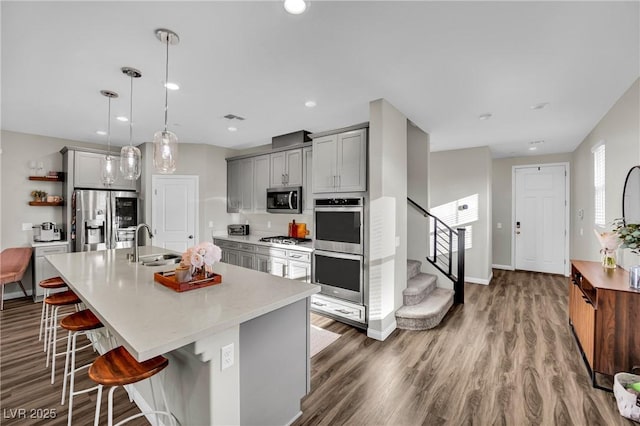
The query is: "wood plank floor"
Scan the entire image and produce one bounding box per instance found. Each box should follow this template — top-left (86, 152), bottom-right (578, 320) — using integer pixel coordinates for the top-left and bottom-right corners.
top-left (1, 269), bottom-right (633, 425)
top-left (1, 300), bottom-right (146, 425)
top-left (296, 270), bottom-right (633, 426)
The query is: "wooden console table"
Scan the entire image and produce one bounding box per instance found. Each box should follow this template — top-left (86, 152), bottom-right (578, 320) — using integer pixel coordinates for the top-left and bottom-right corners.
top-left (569, 260), bottom-right (640, 389)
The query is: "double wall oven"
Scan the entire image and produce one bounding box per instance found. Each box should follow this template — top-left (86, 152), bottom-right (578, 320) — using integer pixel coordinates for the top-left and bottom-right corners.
top-left (313, 197), bottom-right (364, 304)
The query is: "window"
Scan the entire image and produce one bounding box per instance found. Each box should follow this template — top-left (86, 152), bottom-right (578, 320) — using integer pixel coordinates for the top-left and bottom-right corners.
top-left (593, 144), bottom-right (605, 226)
top-left (429, 194), bottom-right (477, 255)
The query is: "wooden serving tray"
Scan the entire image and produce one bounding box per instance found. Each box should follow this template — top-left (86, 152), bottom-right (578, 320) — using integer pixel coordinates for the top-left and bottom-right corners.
top-left (154, 271), bottom-right (222, 292)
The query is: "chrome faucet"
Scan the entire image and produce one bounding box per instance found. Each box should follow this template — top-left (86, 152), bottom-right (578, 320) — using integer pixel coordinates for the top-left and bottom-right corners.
top-left (129, 223), bottom-right (153, 262)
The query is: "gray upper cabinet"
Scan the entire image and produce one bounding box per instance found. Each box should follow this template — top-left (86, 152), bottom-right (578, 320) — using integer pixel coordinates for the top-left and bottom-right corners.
top-left (270, 149), bottom-right (303, 187)
top-left (313, 128), bottom-right (367, 193)
top-left (303, 147), bottom-right (313, 213)
top-left (73, 151), bottom-right (137, 191)
top-left (227, 159), bottom-right (242, 212)
top-left (253, 154), bottom-right (270, 213)
top-left (227, 158), bottom-right (254, 213)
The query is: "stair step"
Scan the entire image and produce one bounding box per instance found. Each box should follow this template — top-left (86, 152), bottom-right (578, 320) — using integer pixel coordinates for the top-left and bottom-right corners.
top-left (407, 259), bottom-right (422, 280)
top-left (396, 288), bottom-right (454, 331)
top-left (403, 273), bottom-right (437, 306)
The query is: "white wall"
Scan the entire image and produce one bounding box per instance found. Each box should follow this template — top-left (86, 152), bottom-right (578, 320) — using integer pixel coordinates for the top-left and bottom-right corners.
top-left (0, 130), bottom-right (102, 295)
top-left (140, 142), bottom-right (236, 245)
top-left (407, 122), bottom-right (430, 269)
top-left (571, 78), bottom-right (640, 269)
top-left (430, 146), bottom-right (493, 284)
top-left (368, 99), bottom-right (407, 340)
top-left (492, 153), bottom-right (572, 268)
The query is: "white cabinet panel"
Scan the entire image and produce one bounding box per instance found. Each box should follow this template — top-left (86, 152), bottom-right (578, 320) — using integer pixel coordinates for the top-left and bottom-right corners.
top-left (32, 243), bottom-right (69, 301)
top-left (227, 160), bottom-right (241, 212)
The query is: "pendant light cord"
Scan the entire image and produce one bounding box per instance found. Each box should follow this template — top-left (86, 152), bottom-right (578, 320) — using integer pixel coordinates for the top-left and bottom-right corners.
top-left (129, 74), bottom-right (134, 146)
top-left (107, 96), bottom-right (112, 157)
top-left (163, 36), bottom-right (169, 133)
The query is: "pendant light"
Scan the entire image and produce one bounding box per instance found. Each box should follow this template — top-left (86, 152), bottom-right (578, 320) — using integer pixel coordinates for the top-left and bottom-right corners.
top-left (100, 90), bottom-right (119, 185)
top-left (120, 67), bottom-right (142, 180)
top-left (284, 0), bottom-right (307, 14)
top-left (153, 28), bottom-right (180, 174)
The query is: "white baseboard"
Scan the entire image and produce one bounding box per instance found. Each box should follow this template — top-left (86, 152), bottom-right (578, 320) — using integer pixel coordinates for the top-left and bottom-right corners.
top-left (492, 264), bottom-right (514, 271)
top-left (286, 411), bottom-right (303, 426)
top-left (465, 272), bottom-right (493, 285)
top-left (367, 320), bottom-right (397, 341)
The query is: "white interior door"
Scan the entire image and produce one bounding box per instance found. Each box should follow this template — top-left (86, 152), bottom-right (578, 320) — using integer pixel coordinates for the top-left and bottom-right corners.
top-left (514, 165), bottom-right (567, 274)
top-left (152, 175), bottom-right (198, 252)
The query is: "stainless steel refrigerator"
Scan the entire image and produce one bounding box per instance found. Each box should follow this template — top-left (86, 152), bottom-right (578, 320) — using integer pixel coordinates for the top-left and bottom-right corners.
top-left (73, 190), bottom-right (139, 252)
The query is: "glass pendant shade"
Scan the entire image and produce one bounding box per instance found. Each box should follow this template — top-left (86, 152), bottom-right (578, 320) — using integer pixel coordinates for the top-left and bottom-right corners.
top-left (153, 130), bottom-right (178, 173)
top-left (120, 145), bottom-right (142, 180)
top-left (102, 155), bottom-right (116, 185)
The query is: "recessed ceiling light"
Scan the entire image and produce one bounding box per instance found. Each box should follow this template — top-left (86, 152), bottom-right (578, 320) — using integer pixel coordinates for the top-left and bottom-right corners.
top-left (228, 126), bottom-right (238, 132)
top-left (96, 130), bottom-right (107, 136)
top-left (305, 100), bottom-right (317, 108)
top-left (531, 102), bottom-right (549, 110)
top-left (284, 0), bottom-right (307, 15)
top-left (528, 146), bottom-right (538, 151)
top-left (165, 82), bottom-right (180, 91)
top-left (478, 113), bottom-right (492, 120)
top-left (116, 116), bottom-right (128, 122)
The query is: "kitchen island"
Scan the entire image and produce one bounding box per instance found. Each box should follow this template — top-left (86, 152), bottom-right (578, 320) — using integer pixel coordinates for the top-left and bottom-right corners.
top-left (46, 246), bottom-right (320, 426)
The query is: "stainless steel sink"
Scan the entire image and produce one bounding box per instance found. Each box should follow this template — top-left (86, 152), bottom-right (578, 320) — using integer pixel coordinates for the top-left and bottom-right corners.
top-left (138, 253), bottom-right (181, 267)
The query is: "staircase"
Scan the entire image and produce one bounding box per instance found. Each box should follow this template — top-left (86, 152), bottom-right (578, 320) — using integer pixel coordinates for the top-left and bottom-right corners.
top-left (396, 259), bottom-right (455, 330)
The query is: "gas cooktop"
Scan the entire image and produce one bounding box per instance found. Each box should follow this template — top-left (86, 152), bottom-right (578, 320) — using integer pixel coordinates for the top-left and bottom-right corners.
top-left (259, 236), bottom-right (311, 245)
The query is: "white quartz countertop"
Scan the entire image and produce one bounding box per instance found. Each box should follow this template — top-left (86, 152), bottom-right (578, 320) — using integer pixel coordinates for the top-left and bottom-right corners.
top-left (212, 234), bottom-right (314, 252)
top-left (46, 246), bottom-right (319, 361)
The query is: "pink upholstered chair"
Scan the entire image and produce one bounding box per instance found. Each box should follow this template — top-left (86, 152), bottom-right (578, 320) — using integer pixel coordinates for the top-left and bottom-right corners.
top-left (0, 247), bottom-right (33, 310)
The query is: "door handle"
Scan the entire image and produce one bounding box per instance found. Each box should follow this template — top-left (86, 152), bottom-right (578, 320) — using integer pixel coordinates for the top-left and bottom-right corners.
top-left (188, 235), bottom-right (194, 239)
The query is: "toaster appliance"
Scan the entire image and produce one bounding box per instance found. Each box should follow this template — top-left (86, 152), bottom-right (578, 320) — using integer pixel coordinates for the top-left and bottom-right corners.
top-left (227, 224), bottom-right (250, 236)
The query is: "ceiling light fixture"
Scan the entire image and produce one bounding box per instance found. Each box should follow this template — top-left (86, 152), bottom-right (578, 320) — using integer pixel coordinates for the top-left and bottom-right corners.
top-left (228, 126), bottom-right (238, 132)
top-left (164, 82), bottom-right (180, 91)
top-left (153, 28), bottom-right (180, 174)
top-left (120, 67), bottom-right (143, 181)
top-left (531, 102), bottom-right (549, 110)
top-left (100, 90), bottom-right (119, 186)
top-left (478, 113), bottom-right (492, 120)
top-left (528, 146), bottom-right (538, 151)
top-left (116, 116), bottom-right (129, 122)
top-left (305, 100), bottom-right (317, 108)
top-left (284, 0), bottom-right (307, 15)
top-left (96, 130), bottom-right (107, 136)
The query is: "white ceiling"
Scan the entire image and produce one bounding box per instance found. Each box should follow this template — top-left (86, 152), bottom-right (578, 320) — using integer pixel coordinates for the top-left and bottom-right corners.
top-left (2, 1), bottom-right (638, 158)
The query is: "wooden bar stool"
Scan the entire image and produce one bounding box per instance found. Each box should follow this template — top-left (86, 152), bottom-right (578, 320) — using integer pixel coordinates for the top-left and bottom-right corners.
top-left (44, 290), bottom-right (81, 383)
top-left (39, 277), bottom-right (68, 349)
top-left (89, 346), bottom-right (175, 426)
top-left (60, 309), bottom-right (105, 426)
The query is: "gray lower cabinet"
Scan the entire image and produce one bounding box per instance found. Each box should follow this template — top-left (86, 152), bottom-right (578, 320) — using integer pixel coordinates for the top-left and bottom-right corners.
top-left (32, 243), bottom-right (69, 301)
top-left (216, 239), bottom-right (311, 282)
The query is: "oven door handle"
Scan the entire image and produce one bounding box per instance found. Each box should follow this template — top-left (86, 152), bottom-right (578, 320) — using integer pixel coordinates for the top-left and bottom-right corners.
top-left (313, 249), bottom-right (363, 261)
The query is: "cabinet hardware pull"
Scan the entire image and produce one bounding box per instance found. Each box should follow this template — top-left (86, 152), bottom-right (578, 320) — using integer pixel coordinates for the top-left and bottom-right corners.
top-left (336, 308), bottom-right (353, 315)
top-left (312, 302), bottom-right (327, 307)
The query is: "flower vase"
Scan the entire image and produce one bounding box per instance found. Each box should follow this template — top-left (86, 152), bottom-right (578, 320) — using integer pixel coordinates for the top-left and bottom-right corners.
top-left (175, 265), bottom-right (192, 283)
top-left (601, 251), bottom-right (617, 269)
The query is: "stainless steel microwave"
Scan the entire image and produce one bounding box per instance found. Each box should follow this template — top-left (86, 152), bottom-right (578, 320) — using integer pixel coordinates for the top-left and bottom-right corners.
top-left (267, 187), bottom-right (302, 214)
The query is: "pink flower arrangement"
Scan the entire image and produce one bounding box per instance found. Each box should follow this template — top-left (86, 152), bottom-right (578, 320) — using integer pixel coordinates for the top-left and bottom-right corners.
top-left (593, 228), bottom-right (622, 254)
top-left (181, 242), bottom-right (222, 277)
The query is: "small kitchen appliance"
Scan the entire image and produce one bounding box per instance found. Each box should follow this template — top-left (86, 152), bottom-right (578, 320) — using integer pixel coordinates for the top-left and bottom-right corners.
top-left (266, 187), bottom-right (302, 214)
top-left (33, 222), bottom-right (62, 242)
top-left (228, 224), bottom-right (250, 236)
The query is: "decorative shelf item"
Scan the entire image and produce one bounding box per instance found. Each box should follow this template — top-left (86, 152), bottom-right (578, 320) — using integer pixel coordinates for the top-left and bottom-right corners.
top-left (154, 270), bottom-right (222, 292)
top-left (29, 172), bottom-right (64, 182)
top-left (28, 201), bottom-right (64, 207)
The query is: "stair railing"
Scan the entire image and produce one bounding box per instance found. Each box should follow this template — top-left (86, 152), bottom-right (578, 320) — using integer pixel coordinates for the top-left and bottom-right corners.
top-left (407, 198), bottom-right (465, 304)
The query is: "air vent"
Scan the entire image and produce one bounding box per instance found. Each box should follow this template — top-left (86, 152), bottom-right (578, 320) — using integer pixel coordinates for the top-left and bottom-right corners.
top-left (224, 114), bottom-right (245, 121)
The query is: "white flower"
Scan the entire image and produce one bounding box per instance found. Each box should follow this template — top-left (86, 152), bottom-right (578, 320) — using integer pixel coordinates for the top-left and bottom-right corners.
top-left (180, 242), bottom-right (222, 276)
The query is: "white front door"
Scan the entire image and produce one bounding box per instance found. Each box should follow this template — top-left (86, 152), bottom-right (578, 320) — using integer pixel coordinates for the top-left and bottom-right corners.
top-left (152, 175), bottom-right (198, 252)
top-left (514, 165), bottom-right (567, 274)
